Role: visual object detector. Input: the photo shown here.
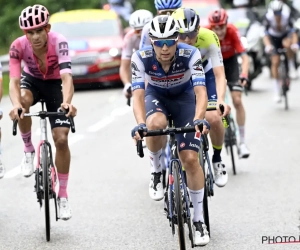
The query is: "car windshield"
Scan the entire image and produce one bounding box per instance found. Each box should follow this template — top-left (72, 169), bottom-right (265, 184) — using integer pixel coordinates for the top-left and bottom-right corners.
top-left (51, 19), bottom-right (120, 38)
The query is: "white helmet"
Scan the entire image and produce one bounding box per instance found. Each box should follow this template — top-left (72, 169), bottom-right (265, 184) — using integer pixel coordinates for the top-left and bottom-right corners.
top-left (269, 0), bottom-right (284, 12)
top-left (129, 10), bottom-right (153, 29)
top-left (148, 15), bottom-right (179, 39)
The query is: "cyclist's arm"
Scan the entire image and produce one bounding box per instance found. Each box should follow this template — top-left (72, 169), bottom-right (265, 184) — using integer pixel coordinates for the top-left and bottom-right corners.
top-left (190, 49), bottom-right (207, 120)
top-left (120, 34), bottom-right (133, 85)
top-left (56, 34), bottom-right (73, 103)
top-left (8, 40), bottom-right (22, 107)
top-left (208, 32), bottom-right (226, 102)
top-left (262, 16), bottom-right (272, 46)
top-left (139, 24), bottom-right (151, 49)
top-left (131, 52), bottom-right (146, 124)
top-left (232, 26), bottom-right (249, 77)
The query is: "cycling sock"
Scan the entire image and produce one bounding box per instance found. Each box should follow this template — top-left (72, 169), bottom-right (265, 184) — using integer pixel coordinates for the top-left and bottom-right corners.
top-left (239, 126), bottom-right (245, 144)
top-left (21, 131), bottom-right (35, 153)
top-left (288, 59), bottom-right (295, 70)
top-left (58, 173), bottom-right (69, 198)
top-left (160, 147), bottom-right (167, 171)
top-left (149, 149), bottom-right (162, 173)
top-left (212, 145), bottom-right (222, 163)
top-left (189, 188), bottom-right (204, 223)
top-left (273, 79), bottom-right (280, 94)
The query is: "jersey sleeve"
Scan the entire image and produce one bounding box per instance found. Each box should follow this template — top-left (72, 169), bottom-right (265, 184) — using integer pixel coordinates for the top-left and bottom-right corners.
top-left (207, 31), bottom-right (224, 68)
top-left (231, 25), bottom-right (246, 54)
top-left (121, 32), bottom-right (134, 60)
top-left (139, 23), bottom-right (151, 49)
top-left (131, 52), bottom-right (145, 91)
top-left (55, 33), bottom-right (72, 75)
top-left (9, 39), bottom-right (23, 78)
top-left (189, 49), bottom-right (206, 87)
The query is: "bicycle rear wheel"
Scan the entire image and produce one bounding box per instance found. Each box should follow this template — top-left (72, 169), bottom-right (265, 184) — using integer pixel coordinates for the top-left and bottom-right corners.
top-left (42, 144), bottom-right (51, 241)
top-left (173, 162), bottom-right (186, 250)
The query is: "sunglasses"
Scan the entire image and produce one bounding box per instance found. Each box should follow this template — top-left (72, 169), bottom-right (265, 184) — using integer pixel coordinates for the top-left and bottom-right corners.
top-left (179, 30), bottom-right (198, 40)
top-left (151, 38), bottom-right (178, 47)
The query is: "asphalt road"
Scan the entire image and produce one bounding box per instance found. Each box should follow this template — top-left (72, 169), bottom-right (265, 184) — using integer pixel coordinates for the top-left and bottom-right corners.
top-left (0, 68), bottom-right (300, 250)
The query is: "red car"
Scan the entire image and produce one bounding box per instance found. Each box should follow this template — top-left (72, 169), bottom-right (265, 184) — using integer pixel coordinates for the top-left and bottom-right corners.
top-left (50, 9), bottom-right (124, 88)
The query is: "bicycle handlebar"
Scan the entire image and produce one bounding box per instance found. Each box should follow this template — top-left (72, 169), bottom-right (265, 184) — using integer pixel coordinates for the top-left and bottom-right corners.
top-left (136, 104), bottom-right (229, 158)
top-left (13, 108), bottom-right (76, 136)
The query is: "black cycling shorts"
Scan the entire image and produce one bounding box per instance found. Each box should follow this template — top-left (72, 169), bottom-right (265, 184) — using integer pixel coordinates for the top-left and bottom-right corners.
top-left (223, 54), bottom-right (243, 92)
top-left (20, 71), bottom-right (71, 129)
top-left (268, 32), bottom-right (290, 54)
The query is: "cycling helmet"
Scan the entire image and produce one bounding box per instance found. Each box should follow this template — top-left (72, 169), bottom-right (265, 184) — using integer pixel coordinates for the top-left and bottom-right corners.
top-left (19, 5), bottom-right (49, 30)
top-left (154, 0), bottom-right (182, 11)
top-left (268, 0), bottom-right (284, 12)
top-left (208, 9), bottom-right (228, 26)
top-left (148, 15), bottom-right (179, 38)
top-left (129, 10), bottom-right (153, 29)
top-left (172, 8), bottom-right (200, 33)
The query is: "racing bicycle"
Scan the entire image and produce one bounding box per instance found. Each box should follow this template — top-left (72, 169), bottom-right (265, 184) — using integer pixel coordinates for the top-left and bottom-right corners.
top-left (12, 100), bottom-right (75, 242)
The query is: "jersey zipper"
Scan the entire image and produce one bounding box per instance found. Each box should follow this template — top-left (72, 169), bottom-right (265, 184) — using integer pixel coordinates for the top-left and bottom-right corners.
top-left (33, 50), bottom-right (49, 80)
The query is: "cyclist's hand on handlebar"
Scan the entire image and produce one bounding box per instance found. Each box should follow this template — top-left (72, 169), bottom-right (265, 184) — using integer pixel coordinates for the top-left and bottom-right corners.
top-left (61, 103), bottom-right (77, 117)
top-left (131, 123), bottom-right (147, 142)
top-left (217, 100), bottom-right (231, 116)
top-left (291, 43), bottom-right (299, 52)
top-left (239, 74), bottom-right (249, 87)
top-left (193, 119), bottom-right (210, 135)
top-left (265, 44), bottom-right (274, 54)
top-left (9, 106), bottom-right (25, 120)
top-left (123, 83), bottom-right (132, 98)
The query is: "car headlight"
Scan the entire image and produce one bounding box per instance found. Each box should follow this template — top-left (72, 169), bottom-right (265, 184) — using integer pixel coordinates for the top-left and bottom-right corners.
top-left (241, 36), bottom-right (248, 49)
top-left (109, 48), bottom-right (121, 57)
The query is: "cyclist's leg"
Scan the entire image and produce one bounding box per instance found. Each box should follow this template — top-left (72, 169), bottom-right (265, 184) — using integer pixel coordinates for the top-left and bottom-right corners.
top-left (19, 72), bottom-right (40, 177)
top-left (204, 68), bottom-right (227, 187)
top-left (43, 79), bottom-right (72, 220)
top-left (168, 90), bottom-right (209, 246)
top-left (145, 91), bottom-right (168, 201)
top-left (269, 34), bottom-right (282, 102)
top-left (282, 32), bottom-right (297, 79)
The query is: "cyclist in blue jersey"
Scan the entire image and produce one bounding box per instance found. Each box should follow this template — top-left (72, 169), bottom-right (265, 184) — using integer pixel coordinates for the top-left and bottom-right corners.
top-left (139, 0), bottom-right (182, 50)
top-left (131, 15), bottom-right (210, 246)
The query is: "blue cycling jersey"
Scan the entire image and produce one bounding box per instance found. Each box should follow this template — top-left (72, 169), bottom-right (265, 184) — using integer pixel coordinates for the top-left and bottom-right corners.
top-left (131, 43), bottom-right (206, 96)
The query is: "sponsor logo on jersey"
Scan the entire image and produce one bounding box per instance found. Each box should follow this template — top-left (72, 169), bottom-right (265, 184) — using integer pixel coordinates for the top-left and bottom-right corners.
top-left (152, 64), bottom-right (157, 70)
top-left (140, 49), bottom-right (152, 58)
top-left (179, 49), bottom-right (193, 58)
top-left (192, 59), bottom-right (205, 72)
top-left (148, 71), bottom-right (162, 76)
top-left (212, 32), bottom-right (220, 47)
top-left (150, 73), bottom-right (184, 83)
top-left (131, 61), bottom-right (139, 76)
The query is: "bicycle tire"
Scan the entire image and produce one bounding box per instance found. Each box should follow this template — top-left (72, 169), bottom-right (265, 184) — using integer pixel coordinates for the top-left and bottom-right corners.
top-left (280, 56), bottom-right (289, 110)
top-left (173, 162), bottom-right (186, 250)
top-left (227, 118), bottom-right (236, 175)
top-left (42, 144), bottom-right (51, 241)
top-left (199, 144), bottom-right (210, 236)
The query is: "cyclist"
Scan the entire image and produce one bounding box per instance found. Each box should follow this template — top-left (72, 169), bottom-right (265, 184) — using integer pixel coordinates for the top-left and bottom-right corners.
top-left (0, 61), bottom-right (4, 179)
top-left (121, 9), bottom-right (153, 98)
top-left (139, 0), bottom-right (182, 49)
top-left (172, 8), bottom-right (231, 187)
top-left (131, 15), bottom-right (210, 246)
top-left (263, 0), bottom-right (299, 102)
top-left (137, 0), bottom-right (182, 188)
top-left (8, 5), bottom-right (77, 220)
top-left (207, 8), bottom-right (251, 158)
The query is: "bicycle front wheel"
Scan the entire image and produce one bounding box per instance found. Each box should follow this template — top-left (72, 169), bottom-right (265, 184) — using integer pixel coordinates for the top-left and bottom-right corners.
top-left (42, 144), bottom-right (51, 241)
top-left (173, 162), bottom-right (186, 250)
top-left (227, 118), bottom-right (236, 175)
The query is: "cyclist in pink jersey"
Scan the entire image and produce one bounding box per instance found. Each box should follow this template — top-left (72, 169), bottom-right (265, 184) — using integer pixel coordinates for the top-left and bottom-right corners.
top-left (120, 9), bottom-right (153, 98)
top-left (8, 5), bottom-right (77, 220)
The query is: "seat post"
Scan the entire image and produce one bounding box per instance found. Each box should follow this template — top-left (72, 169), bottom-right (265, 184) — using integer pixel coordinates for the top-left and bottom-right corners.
top-left (40, 99), bottom-right (45, 111)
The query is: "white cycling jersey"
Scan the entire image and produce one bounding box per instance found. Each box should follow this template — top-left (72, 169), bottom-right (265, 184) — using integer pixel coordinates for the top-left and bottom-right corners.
top-left (139, 22), bottom-right (151, 50)
top-left (265, 8), bottom-right (294, 37)
top-left (121, 29), bottom-right (141, 60)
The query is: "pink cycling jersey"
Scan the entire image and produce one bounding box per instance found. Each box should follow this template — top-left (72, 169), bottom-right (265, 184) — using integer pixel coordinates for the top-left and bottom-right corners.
top-left (121, 29), bottom-right (141, 60)
top-left (9, 31), bottom-right (72, 80)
